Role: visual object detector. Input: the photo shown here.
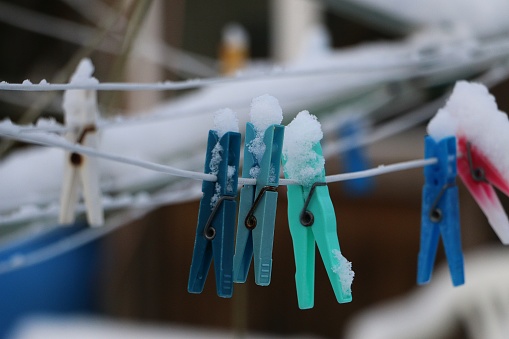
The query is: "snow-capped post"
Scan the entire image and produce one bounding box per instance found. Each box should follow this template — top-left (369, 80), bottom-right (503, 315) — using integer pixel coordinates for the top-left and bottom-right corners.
top-left (282, 110), bottom-right (353, 309)
top-left (59, 58), bottom-right (104, 227)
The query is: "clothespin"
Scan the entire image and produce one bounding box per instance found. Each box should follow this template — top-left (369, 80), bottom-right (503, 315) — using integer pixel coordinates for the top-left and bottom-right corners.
top-left (59, 58), bottom-right (103, 227)
top-left (426, 81), bottom-right (509, 244)
top-left (337, 117), bottom-right (373, 196)
top-left (233, 122), bottom-right (284, 286)
top-left (456, 137), bottom-right (509, 244)
top-left (188, 124), bottom-right (241, 298)
top-left (283, 111), bottom-right (353, 309)
top-left (418, 136), bottom-right (464, 286)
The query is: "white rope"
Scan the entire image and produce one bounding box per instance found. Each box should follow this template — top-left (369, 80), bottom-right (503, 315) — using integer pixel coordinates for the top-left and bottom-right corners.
top-left (325, 158), bottom-right (437, 183)
top-left (0, 121), bottom-right (216, 182)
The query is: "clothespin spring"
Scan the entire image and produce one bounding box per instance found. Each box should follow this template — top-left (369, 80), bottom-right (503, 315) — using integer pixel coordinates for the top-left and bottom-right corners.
top-left (466, 142), bottom-right (488, 183)
top-left (69, 124), bottom-right (97, 166)
top-left (429, 183), bottom-right (455, 222)
top-left (300, 182), bottom-right (327, 226)
top-left (204, 195), bottom-right (236, 240)
top-left (245, 186), bottom-right (277, 229)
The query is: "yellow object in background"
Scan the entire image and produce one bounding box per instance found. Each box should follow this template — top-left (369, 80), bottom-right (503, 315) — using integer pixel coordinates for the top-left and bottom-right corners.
top-left (220, 23), bottom-right (249, 75)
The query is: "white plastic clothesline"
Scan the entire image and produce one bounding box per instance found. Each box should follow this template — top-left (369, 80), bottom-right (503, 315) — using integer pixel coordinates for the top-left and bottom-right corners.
top-left (0, 120), bottom-right (438, 187)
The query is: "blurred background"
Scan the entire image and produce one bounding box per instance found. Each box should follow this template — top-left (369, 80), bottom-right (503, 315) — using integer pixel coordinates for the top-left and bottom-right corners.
top-left (0, 0), bottom-right (509, 338)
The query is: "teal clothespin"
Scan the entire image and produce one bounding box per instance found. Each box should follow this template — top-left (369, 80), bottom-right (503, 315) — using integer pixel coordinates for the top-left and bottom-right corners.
top-left (188, 129), bottom-right (241, 298)
top-left (233, 122), bottom-right (284, 286)
top-left (283, 111), bottom-right (353, 309)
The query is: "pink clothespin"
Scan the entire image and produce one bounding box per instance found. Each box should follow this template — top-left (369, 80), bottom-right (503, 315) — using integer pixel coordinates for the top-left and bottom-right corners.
top-left (59, 59), bottom-right (103, 227)
top-left (428, 81), bottom-right (509, 244)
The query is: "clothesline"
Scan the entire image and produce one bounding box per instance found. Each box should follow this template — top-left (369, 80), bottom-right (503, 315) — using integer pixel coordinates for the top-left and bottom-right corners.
top-left (0, 120), bottom-right (439, 187)
top-left (1, 35), bottom-right (509, 93)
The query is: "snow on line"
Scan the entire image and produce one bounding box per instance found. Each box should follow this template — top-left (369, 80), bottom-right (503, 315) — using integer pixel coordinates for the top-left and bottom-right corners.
top-left (0, 186), bottom-right (202, 226)
top-left (2, 35), bottom-right (509, 93)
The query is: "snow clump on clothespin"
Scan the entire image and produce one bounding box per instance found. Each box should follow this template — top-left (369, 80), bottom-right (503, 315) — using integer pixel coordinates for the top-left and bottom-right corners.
top-left (210, 108), bottom-right (239, 207)
top-left (428, 80), bottom-right (509, 178)
top-left (282, 110), bottom-right (324, 187)
top-left (248, 94), bottom-right (283, 178)
top-left (213, 108), bottom-right (239, 138)
top-left (62, 58), bottom-right (100, 127)
top-left (332, 249), bottom-right (354, 295)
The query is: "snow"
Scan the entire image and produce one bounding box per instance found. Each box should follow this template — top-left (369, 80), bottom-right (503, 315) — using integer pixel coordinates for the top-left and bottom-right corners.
top-left (332, 249), bottom-right (354, 296)
top-left (249, 94), bottom-right (283, 133)
top-left (226, 165), bottom-right (236, 193)
top-left (282, 110), bottom-right (324, 186)
top-left (62, 58), bottom-right (100, 127)
top-left (428, 81), bottom-right (509, 178)
top-left (209, 143), bottom-right (223, 175)
top-left (67, 59), bottom-right (99, 85)
top-left (353, 0), bottom-right (509, 37)
top-left (213, 108), bottom-right (239, 138)
top-left (0, 32), bottom-right (505, 225)
top-left (209, 142), bottom-right (223, 208)
top-left (35, 117), bottom-right (60, 129)
top-left (247, 94), bottom-right (284, 178)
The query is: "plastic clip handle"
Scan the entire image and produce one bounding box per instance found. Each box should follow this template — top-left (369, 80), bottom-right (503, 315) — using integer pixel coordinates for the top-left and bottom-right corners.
top-left (233, 123), bottom-right (284, 286)
top-left (418, 136), bottom-right (464, 286)
top-left (457, 138), bottom-right (509, 244)
top-left (285, 143), bottom-right (352, 309)
top-left (188, 130), bottom-right (241, 298)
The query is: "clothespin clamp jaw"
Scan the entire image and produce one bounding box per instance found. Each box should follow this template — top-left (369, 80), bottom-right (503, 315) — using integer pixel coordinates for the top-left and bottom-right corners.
top-left (284, 143), bottom-right (352, 309)
top-left (233, 122), bottom-right (284, 286)
top-left (418, 136), bottom-right (464, 287)
top-left (188, 130), bottom-right (241, 298)
top-left (456, 137), bottom-right (509, 244)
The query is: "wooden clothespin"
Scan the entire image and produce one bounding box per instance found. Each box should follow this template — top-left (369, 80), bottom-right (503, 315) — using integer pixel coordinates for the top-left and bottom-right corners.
top-left (59, 58), bottom-right (103, 227)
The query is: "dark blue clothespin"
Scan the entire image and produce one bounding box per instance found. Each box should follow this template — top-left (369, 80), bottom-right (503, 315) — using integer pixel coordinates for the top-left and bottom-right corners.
top-left (418, 135), bottom-right (464, 286)
top-left (188, 129), bottom-right (241, 298)
top-left (338, 118), bottom-right (373, 196)
top-left (233, 122), bottom-right (284, 286)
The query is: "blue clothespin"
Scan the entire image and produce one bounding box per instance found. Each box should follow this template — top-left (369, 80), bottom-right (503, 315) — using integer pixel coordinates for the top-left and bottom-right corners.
top-left (338, 118), bottom-right (373, 196)
top-left (233, 122), bottom-right (284, 286)
top-left (188, 129), bottom-right (241, 298)
top-left (418, 135), bottom-right (464, 286)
